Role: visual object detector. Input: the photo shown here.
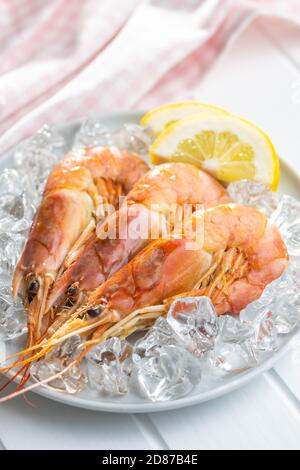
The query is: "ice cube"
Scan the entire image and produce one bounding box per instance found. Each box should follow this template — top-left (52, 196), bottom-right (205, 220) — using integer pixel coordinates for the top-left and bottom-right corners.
top-left (209, 338), bottom-right (257, 374)
top-left (167, 296), bottom-right (218, 357)
top-left (30, 335), bottom-right (87, 394)
top-left (0, 193), bottom-right (33, 234)
top-left (73, 119), bottom-right (113, 148)
top-left (218, 315), bottom-right (254, 343)
top-left (273, 291), bottom-right (300, 334)
top-left (133, 343), bottom-right (201, 402)
top-left (271, 264), bottom-right (300, 292)
top-left (282, 222), bottom-right (300, 256)
top-left (0, 233), bottom-right (26, 271)
top-left (0, 284), bottom-right (12, 309)
top-left (240, 301), bottom-right (278, 353)
top-left (271, 195), bottom-right (300, 231)
top-left (270, 194), bottom-right (300, 254)
top-left (113, 124), bottom-right (154, 156)
top-left (14, 125), bottom-right (65, 200)
top-left (0, 287), bottom-right (27, 342)
top-left (227, 180), bottom-right (277, 217)
top-left (0, 169), bottom-right (22, 197)
top-left (86, 337), bottom-right (133, 396)
top-left (254, 310), bottom-right (278, 352)
top-left (73, 120), bottom-right (153, 157)
top-left (32, 124), bottom-right (65, 150)
top-left (287, 259), bottom-right (300, 289)
top-left (132, 317), bottom-right (202, 401)
top-left (207, 315), bottom-right (257, 375)
top-left (133, 316), bottom-right (180, 364)
top-left (244, 263), bottom-right (300, 336)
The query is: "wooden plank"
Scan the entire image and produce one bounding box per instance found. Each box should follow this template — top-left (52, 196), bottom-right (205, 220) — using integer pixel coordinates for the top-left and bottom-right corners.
top-left (272, 333), bottom-right (300, 402)
top-left (0, 386), bottom-right (150, 450)
top-left (131, 414), bottom-right (169, 450)
top-left (149, 374), bottom-right (300, 450)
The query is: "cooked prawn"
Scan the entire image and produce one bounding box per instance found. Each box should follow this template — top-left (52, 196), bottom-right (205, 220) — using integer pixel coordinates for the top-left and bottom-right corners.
top-left (44, 163), bottom-right (229, 327)
top-left (1, 204), bottom-right (288, 383)
top-left (12, 146), bottom-right (149, 346)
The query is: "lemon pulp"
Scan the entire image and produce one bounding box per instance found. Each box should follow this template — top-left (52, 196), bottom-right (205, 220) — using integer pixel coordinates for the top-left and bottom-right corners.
top-left (174, 130), bottom-right (256, 182)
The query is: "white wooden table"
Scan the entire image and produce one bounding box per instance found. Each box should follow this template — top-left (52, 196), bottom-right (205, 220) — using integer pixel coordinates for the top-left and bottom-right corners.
top-left (1, 18), bottom-right (300, 451)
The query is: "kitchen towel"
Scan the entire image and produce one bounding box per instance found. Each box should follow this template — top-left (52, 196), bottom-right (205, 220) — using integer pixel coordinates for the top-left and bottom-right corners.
top-left (1, 0), bottom-right (300, 154)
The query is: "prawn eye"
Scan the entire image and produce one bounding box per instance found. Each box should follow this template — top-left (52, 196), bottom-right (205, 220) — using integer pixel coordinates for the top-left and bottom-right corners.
top-left (67, 286), bottom-right (78, 296)
top-left (28, 279), bottom-right (39, 303)
top-left (86, 306), bottom-right (104, 318)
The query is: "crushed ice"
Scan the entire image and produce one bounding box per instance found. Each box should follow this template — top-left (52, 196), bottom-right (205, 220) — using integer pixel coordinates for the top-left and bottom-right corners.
top-left (132, 317), bottom-right (202, 401)
top-left (167, 296), bottom-right (218, 357)
top-left (86, 337), bottom-right (133, 395)
top-left (74, 119), bottom-right (154, 156)
top-left (30, 335), bottom-right (87, 394)
top-left (227, 180), bottom-right (278, 217)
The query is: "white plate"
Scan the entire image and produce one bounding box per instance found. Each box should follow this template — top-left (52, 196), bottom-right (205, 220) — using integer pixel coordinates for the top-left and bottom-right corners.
top-left (1, 111), bottom-right (300, 413)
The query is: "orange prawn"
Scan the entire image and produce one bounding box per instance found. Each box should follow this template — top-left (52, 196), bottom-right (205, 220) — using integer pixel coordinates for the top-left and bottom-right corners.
top-left (44, 163), bottom-right (229, 326)
top-left (12, 146), bottom-right (149, 346)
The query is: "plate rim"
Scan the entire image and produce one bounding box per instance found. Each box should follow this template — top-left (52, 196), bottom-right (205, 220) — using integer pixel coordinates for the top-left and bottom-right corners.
top-left (1, 110), bottom-right (300, 413)
top-left (19, 330), bottom-right (300, 413)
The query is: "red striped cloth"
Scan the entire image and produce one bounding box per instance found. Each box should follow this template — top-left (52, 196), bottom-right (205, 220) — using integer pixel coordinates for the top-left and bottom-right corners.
top-left (0, 0), bottom-right (300, 154)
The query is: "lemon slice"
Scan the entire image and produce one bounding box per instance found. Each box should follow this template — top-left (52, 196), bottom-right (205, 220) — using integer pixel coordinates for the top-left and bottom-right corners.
top-left (150, 114), bottom-right (280, 190)
top-left (140, 101), bottom-right (228, 135)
